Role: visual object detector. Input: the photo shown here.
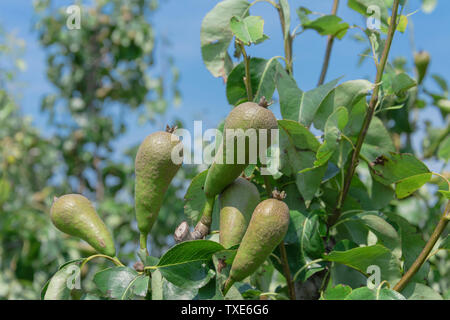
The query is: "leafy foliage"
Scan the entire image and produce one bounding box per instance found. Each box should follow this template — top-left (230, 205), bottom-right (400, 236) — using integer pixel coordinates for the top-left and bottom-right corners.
top-left (1, 0), bottom-right (448, 301)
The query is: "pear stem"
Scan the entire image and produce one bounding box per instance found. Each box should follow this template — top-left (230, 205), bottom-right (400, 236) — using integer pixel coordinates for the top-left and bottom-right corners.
top-left (139, 233), bottom-right (149, 255)
top-left (222, 277), bottom-right (234, 296)
top-left (192, 196), bottom-right (215, 240)
top-left (79, 254), bottom-right (124, 273)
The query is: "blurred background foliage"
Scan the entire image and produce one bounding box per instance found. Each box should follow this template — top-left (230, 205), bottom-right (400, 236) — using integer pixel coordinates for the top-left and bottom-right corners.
top-left (0, 0), bottom-right (448, 299)
top-left (0, 0), bottom-right (194, 299)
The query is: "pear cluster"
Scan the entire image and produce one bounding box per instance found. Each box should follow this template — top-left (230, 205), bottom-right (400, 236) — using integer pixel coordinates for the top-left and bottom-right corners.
top-left (48, 100), bottom-right (289, 297)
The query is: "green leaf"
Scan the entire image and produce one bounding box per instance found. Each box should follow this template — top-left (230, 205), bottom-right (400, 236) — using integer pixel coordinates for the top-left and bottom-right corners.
top-left (210, 249), bottom-right (255, 300)
top-left (131, 276), bottom-right (150, 298)
top-left (352, 213), bottom-right (402, 258)
top-left (201, 0), bottom-right (250, 79)
top-left (344, 287), bottom-right (405, 300)
top-left (322, 284), bottom-right (352, 300)
top-left (285, 210), bottom-right (325, 257)
top-left (438, 190), bottom-right (450, 199)
top-left (296, 7), bottom-right (312, 25)
top-left (348, 0), bottom-right (389, 26)
top-left (370, 152), bottom-right (430, 186)
top-left (226, 57), bottom-right (282, 106)
top-left (151, 269), bottom-right (199, 300)
top-left (361, 116), bottom-right (395, 162)
top-left (230, 16), bottom-right (265, 45)
top-left (278, 120), bottom-right (326, 203)
top-left (276, 69), bottom-right (340, 126)
top-left (278, 120), bottom-right (321, 156)
top-left (324, 244), bottom-right (402, 284)
top-left (315, 107), bottom-right (349, 167)
top-left (314, 80), bottom-right (373, 131)
top-left (93, 266), bottom-right (148, 300)
top-left (402, 282), bottom-right (443, 300)
top-left (370, 178), bottom-right (395, 210)
top-left (210, 249), bottom-right (239, 299)
top-left (438, 135), bottom-right (450, 161)
top-left (303, 15), bottom-right (349, 39)
top-left (314, 141), bottom-right (334, 167)
top-left (387, 214), bottom-right (429, 283)
top-left (138, 251), bottom-right (159, 267)
top-left (395, 15), bottom-right (408, 33)
top-left (395, 173), bottom-right (432, 199)
top-left (324, 106), bottom-right (349, 148)
top-left (42, 259), bottom-right (83, 300)
top-left (156, 240), bottom-right (224, 289)
top-left (344, 287), bottom-right (376, 300)
top-left (272, 210), bottom-right (325, 281)
top-left (184, 170), bottom-right (208, 225)
top-left (392, 73), bottom-right (416, 96)
top-left (376, 288), bottom-right (406, 300)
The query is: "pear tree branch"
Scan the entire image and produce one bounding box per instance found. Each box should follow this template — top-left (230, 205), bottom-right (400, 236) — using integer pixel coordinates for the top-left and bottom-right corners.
top-left (327, 0), bottom-right (401, 227)
top-left (317, 0), bottom-right (340, 86)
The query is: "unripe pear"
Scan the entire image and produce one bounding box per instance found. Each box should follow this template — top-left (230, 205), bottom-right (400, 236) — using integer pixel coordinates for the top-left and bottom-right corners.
top-left (223, 192), bottom-right (289, 294)
top-left (204, 99), bottom-right (278, 199)
top-left (414, 50), bottom-right (430, 85)
top-left (135, 126), bottom-right (183, 235)
top-left (50, 194), bottom-right (116, 257)
top-left (219, 177), bottom-right (260, 248)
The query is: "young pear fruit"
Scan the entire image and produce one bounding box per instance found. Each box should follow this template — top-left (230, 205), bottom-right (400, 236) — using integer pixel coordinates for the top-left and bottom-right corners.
top-left (50, 194), bottom-right (116, 257)
top-left (219, 177), bottom-right (260, 248)
top-left (414, 50), bottom-right (430, 85)
top-left (135, 126), bottom-right (183, 237)
top-left (223, 191), bottom-right (289, 294)
top-left (204, 99), bottom-right (278, 199)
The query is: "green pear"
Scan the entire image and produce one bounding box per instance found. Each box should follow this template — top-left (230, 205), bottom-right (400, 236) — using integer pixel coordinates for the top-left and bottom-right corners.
top-left (219, 177), bottom-right (260, 248)
top-left (223, 193), bottom-right (289, 294)
top-left (135, 126), bottom-right (183, 236)
top-left (414, 51), bottom-right (430, 85)
top-left (50, 194), bottom-right (116, 257)
top-left (204, 100), bottom-right (278, 199)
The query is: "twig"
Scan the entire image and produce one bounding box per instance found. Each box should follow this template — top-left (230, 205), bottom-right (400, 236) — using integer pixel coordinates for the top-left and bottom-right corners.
top-left (277, 4), bottom-right (293, 75)
top-left (393, 201), bottom-right (450, 292)
top-left (279, 240), bottom-right (296, 300)
top-left (327, 0), bottom-right (401, 228)
top-left (238, 41), bottom-right (253, 101)
top-left (317, 0), bottom-right (340, 86)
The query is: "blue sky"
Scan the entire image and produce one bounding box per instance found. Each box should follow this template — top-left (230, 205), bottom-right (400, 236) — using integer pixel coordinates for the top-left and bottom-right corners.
top-left (0, 0), bottom-right (449, 170)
